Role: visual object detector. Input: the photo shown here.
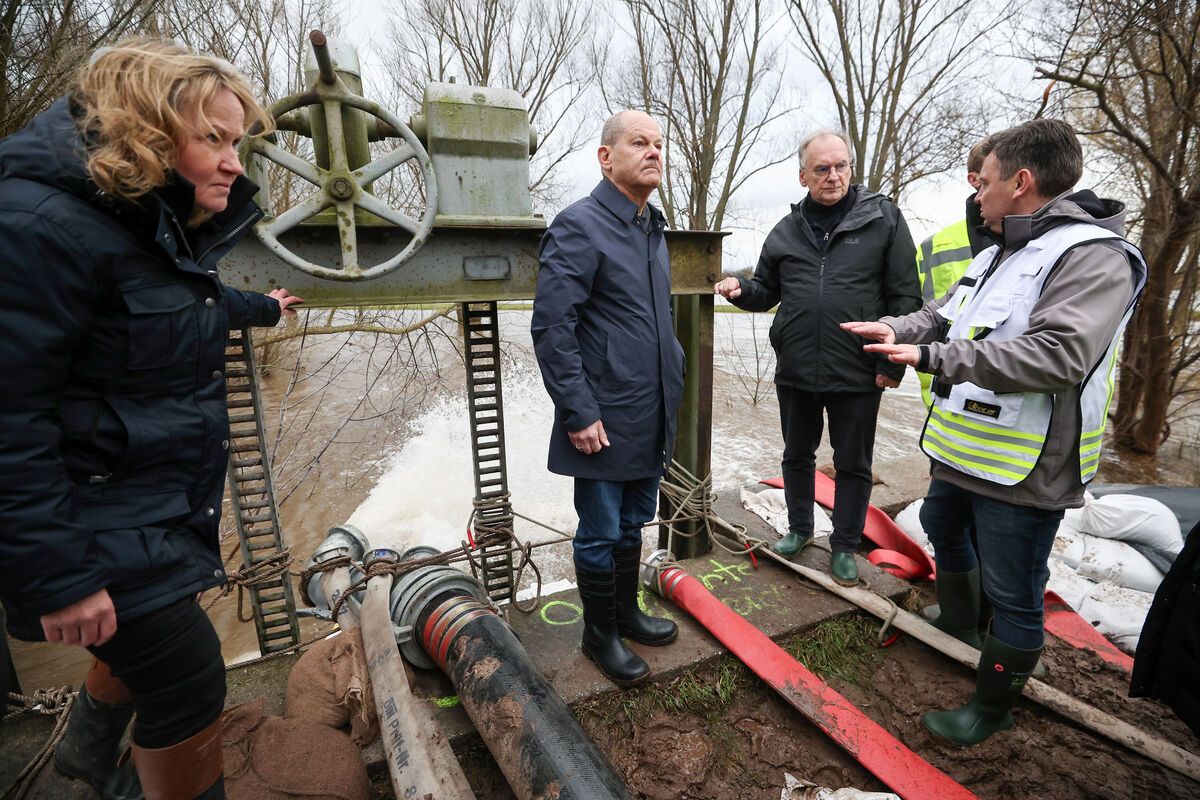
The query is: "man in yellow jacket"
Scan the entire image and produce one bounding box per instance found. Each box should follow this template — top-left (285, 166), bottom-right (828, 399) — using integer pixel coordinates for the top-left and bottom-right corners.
top-left (915, 139), bottom-right (990, 407)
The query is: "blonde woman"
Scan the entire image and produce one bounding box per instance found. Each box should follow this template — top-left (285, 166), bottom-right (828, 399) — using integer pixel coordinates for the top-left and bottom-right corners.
top-left (0, 40), bottom-right (301, 800)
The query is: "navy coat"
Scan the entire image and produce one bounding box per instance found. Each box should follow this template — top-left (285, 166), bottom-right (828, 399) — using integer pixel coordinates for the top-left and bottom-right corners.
top-left (531, 179), bottom-right (685, 480)
top-left (0, 98), bottom-right (281, 640)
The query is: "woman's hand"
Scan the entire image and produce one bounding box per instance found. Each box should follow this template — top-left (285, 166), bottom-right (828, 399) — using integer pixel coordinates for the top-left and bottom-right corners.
top-left (268, 287), bottom-right (304, 316)
top-left (41, 588), bottom-right (116, 647)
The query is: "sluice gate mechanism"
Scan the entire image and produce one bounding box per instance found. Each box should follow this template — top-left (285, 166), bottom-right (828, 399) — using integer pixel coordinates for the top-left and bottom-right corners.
top-left (223, 30), bottom-right (724, 654)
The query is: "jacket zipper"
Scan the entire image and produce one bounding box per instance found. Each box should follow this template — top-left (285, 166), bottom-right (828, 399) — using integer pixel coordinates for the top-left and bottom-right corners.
top-left (197, 207), bottom-right (264, 265)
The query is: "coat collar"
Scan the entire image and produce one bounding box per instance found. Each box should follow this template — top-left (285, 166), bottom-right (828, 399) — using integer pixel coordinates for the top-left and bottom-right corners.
top-left (590, 178), bottom-right (666, 231)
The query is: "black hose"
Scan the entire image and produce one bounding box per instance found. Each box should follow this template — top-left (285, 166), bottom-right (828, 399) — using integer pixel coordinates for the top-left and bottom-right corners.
top-left (417, 593), bottom-right (634, 800)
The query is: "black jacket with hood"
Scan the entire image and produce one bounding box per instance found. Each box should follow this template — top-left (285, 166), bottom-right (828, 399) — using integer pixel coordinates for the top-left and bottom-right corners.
top-left (731, 184), bottom-right (921, 392)
top-left (0, 97), bottom-right (280, 640)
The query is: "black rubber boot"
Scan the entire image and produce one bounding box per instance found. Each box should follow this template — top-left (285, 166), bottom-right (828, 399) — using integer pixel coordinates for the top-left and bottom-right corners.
top-left (576, 566), bottom-right (650, 687)
top-left (921, 635), bottom-right (1043, 746)
top-left (612, 544), bottom-right (677, 646)
top-left (54, 687), bottom-right (144, 800)
top-left (925, 567), bottom-right (983, 649)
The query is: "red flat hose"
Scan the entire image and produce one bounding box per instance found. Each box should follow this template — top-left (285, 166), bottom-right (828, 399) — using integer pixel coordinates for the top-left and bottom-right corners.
top-left (650, 561), bottom-right (977, 800)
top-left (760, 475), bottom-right (936, 580)
top-left (1043, 590), bottom-right (1134, 675)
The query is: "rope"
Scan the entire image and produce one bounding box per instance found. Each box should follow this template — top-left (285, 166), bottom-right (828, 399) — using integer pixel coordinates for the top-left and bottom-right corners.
top-left (201, 549), bottom-right (295, 622)
top-left (702, 493), bottom-right (908, 649)
top-left (2, 688), bottom-right (75, 800)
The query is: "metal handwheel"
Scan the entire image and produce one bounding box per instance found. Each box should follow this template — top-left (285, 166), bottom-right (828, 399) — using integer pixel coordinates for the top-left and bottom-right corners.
top-left (242, 88), bottom-right (438, 282)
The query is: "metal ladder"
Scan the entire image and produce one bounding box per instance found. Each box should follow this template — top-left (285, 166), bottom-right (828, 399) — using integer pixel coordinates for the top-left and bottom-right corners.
top-left (461, 302), bottom-right (516, 603)
top-left (225, 328), bottom-right (301, 653)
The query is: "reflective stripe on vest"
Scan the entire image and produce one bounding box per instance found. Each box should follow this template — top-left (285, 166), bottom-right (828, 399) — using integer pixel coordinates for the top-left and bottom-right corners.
top-left (916, 219), bottom-right (975, 303)
top-left (919, 222), bottom-right (1147, 486)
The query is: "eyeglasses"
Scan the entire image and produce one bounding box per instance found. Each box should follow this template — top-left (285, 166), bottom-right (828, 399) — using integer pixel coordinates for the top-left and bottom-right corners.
top-left (809, 161), bottom-right (851, 179)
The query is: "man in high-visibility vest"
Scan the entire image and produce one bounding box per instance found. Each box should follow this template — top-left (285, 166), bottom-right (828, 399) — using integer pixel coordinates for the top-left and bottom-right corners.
top-left (915, 139), bottom-right (990, 407)
top-left (843, 119), bottom-right (1146, 746)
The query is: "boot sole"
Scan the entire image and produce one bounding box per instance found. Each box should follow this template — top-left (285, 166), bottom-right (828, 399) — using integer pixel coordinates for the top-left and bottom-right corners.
top-left (832, 574), bottom-right (859, 586)
top-left (619, 627), bottom-right (678, 646)
top-left (582, 646), bottom-right (650, 687)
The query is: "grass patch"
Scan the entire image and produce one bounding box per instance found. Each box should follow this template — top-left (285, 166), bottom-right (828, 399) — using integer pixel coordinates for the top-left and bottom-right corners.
top-left (780, 613), bottom-right (882, 691)
top-left (575, 613), bottom-right (883, 735)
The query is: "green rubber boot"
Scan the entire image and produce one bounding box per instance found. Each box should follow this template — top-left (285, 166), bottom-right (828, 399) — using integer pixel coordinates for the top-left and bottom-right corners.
top-left (772, 531), bottom-right (812, 558)
top-left (926, 567), bottom-right (983, 649)
top-left (921, 635), bottom-right (1042, 746)
top-left (830, 552), bottom-right (859, 586)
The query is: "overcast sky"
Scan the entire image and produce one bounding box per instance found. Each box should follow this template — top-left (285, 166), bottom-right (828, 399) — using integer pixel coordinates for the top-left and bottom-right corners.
top-left (342, 0), bottom-right (1044, 270)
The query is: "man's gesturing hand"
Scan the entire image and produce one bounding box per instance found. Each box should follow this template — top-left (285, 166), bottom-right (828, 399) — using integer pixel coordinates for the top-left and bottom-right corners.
top-left (840, 320), bottom-right (896, 344)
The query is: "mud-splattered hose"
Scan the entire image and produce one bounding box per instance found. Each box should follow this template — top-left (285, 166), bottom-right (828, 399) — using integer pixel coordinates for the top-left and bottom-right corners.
top-left (415, 591), bottom-right (635, 800)
top-left (642, 551), bottom-right (978, 800)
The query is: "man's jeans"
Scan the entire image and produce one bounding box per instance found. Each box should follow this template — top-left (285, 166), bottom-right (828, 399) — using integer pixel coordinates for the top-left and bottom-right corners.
top-left (920, 478), bottom-right (1063, 650)
top-left (573, 476), bottom-right (660, 571)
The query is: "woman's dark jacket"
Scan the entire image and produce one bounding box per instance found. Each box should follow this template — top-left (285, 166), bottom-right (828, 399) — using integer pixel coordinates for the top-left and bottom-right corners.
top-left (731, 185), bottom-right (921, 392)
top-left (0, 98), bottom-right (281, 640)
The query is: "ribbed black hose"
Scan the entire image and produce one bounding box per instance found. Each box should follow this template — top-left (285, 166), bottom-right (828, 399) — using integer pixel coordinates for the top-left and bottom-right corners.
top-left (417, 592), bottom-right (634, 800)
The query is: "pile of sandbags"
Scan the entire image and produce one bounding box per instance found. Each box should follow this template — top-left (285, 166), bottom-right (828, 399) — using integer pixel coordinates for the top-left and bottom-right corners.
top-left (894, 492), bottom-right (1184, 654)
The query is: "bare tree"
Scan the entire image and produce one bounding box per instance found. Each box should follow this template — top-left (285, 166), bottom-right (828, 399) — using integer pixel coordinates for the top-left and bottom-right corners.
top-left (788, 0), bottom-right (1014, 202)
top-left (1033, 0), bottom-right (1200, 457)
top-left (607, 0), bottom-right (790, 231)
top-left (0, 0), bottom-right (162, 136)
top-left (381, 0), bottom-right (601, 212)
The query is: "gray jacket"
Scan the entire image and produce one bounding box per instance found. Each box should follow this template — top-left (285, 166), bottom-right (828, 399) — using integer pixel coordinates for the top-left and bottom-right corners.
top-left (879, 190), bottom-right (1141, 510)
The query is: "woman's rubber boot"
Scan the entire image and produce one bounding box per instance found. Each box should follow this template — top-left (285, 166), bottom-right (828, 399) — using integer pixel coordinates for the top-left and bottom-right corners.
top-left (130, 717), bottom-right (224, 800)
top-left (613, 544), bottom-right (677, 646)
top-left (925, 567), bottom-right (983, 649)
top-left (921, 635), bottom-right (1042, 746)
top-left (54, 659), bottom-right (143, 800)
top-left (576, 566), bottom-right (650, 687)
top-left (772, 531), bottom-right (812, 557)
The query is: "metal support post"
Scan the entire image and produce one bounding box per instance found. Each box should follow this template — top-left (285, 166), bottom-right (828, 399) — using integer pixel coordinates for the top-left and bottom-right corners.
top-left (660, 293), bottom-right (714, 557)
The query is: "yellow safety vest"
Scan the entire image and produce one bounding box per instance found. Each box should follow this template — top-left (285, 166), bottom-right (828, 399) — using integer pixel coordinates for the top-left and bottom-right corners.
top-left (916, 220), bottom-right (976, 406)
top-left (920, 223), bottom-right (1147, 486)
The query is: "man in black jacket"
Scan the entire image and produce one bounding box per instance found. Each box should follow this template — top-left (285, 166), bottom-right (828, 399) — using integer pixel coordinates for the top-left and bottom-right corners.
top-left (715, 129), bottom-right (920, 584)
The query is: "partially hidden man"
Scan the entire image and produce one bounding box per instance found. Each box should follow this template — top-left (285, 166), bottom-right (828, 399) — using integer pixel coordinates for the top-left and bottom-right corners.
top-left (844, 118), bottom-right (1147, 745)
top-left (531, 111), bottom-right (685, 687)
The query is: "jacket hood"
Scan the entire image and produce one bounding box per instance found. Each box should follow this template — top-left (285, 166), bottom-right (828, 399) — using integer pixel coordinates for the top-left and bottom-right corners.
top-left (1000, 189), bottom-right (1127, 248)
top-left (0, 97), bottom-right (95, 200)
top-left (1, 96), bottom-right (263, 251)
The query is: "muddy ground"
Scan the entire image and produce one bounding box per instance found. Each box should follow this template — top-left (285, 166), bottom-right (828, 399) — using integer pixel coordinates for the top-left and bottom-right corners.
top-left (445, 578), bottom-right (1200, 800)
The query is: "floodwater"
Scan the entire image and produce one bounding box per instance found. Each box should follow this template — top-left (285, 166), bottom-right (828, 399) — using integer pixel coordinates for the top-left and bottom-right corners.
top-left (14, 303), bottom-right (1155, 691)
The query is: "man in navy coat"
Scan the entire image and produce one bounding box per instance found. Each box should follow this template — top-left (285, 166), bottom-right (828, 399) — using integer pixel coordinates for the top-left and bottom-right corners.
top-left (532, 110), bottom-right (685, 686)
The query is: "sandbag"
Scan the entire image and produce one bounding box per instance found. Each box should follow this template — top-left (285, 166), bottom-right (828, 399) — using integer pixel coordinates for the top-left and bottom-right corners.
top-left (893, 499), bottom-right (930, 551)
top-left (740, 488), bottom-right (832, 537)
top-left (1077, 582), bottom-right (1154, 655)
top-left (223, 698), bottom-right (372, 800)
top-left (1073, 493), bottom-right (1183, 573)
top-left (1045, 559), bottom-right (1094, 611)
top-left (1050, 530), bottom-right (1086, 569)
top-left (1076, 534), bottom-right (1164, 594)
top-left (285, 630), bottom-right (377, 746)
